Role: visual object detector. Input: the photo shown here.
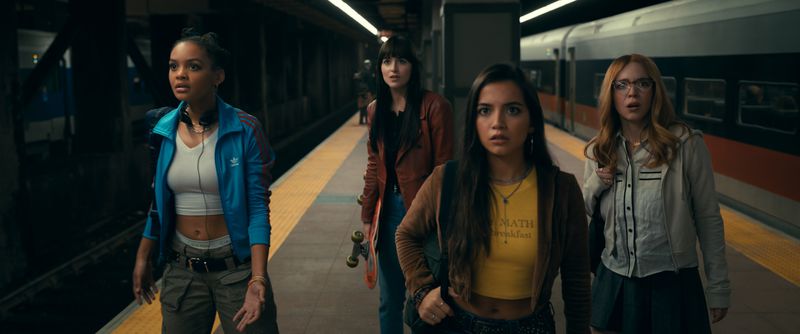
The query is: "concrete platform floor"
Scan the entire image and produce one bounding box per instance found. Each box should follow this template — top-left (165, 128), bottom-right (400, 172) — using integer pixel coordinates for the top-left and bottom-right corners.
top-left (268, 120), bottom-right (799, 333)
top-left (104, 116), bottom-right (799, 333)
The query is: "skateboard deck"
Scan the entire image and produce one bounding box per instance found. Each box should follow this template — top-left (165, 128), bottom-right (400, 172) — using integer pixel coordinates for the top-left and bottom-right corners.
top-left (346, 198), bottom-right (380, 289)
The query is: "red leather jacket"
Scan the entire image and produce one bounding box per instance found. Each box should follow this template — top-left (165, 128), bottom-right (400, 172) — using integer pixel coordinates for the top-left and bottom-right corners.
top-left (361, 91), bottom-right (454, 224)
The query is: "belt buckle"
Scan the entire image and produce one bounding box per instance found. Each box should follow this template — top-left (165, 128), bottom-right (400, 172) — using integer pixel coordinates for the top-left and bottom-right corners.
top-left (188, 257), bottom-right (210, 272)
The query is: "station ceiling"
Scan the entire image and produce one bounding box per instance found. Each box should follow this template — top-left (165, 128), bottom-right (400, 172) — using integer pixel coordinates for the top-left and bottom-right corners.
top-left (16, 0), bottom-right (669, 42)
top-left (324, 0), bottom-right (669, 39)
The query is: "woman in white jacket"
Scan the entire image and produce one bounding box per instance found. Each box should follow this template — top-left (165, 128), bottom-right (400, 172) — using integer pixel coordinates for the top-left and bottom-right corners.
top-left (583, 54), bottom-right (730, 334)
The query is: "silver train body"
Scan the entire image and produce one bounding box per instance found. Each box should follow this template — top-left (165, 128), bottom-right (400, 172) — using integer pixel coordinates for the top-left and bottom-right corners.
top-left (521, 0), bottom-right (800, 233)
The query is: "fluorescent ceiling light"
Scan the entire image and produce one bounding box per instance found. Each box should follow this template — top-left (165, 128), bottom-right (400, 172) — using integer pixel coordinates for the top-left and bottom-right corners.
top-left (329, 0), bottom-right (379, 35)
top-left (520, 0), bottom-right (577, 23)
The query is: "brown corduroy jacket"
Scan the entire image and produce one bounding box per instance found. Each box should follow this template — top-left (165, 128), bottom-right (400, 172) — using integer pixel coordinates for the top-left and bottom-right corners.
top-left (396, 163), bottom-right (591, 334)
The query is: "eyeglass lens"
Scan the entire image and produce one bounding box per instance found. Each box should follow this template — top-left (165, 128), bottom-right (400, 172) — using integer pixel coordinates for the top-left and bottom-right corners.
top-left (614, 79), bottom-right (653, 91)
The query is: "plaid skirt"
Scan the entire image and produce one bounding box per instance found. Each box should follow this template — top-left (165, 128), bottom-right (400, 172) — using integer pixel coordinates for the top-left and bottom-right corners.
top-left (590, 264), bottom-right (711, 334)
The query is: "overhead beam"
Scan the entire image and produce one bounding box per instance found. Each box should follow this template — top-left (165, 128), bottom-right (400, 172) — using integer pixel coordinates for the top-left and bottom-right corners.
top-left (259, 0), bottom-right (376, 44)
top-left (126, 33), bottom-right (171, 106)
top-left (17, 19), bottom-right (76, 109)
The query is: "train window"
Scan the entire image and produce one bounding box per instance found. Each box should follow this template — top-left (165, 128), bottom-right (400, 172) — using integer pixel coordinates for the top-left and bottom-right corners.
top-left (536, 63), bottom-right (556, 94)
top-left (662, 76), bottom-right (677, 110)
top-left (683, 78), bottom-right (725, 121)
top-left (528, 69), bottom-right (542, 89)
top-left (738, 81), bottom-right (798, 134)
top-left (593, 73), bottom-right (604, 100)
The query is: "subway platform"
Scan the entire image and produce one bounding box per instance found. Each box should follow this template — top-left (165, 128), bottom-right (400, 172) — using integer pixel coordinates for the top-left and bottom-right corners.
top-left (102, 114), bottom-right (800, 333)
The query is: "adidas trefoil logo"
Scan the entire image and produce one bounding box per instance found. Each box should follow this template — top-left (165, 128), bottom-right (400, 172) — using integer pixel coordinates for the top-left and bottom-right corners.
top-left (230, 157), bottom-right (240, 167)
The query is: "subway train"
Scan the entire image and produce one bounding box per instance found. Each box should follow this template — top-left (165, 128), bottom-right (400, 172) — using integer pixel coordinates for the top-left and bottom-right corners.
top-left (17, 29), bottom-right (154, 160)
top-left (520, 0), bottom-right (800, 232)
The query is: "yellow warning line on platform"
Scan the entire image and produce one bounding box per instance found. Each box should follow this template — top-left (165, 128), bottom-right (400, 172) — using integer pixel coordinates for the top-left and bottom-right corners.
top-left (110, 115), bottom-right (366, 333)
top-left (544, 124), bottom-right (800, 287)
top-left (544, 124), bottom-right (588, 160)
top-left (267, 115), bottom-right (366, 259)
top-left (721, 210), bottom-right (800, 286)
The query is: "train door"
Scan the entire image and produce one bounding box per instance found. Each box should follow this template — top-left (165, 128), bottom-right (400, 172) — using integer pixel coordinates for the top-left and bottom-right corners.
top-left (566, 46), bottom-right (577, 133)
top-left (552, 48), bottom-right (565, 128)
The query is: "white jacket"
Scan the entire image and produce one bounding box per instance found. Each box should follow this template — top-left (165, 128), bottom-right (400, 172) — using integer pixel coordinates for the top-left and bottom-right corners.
top-left (583, 125), bottom-right (731, 308)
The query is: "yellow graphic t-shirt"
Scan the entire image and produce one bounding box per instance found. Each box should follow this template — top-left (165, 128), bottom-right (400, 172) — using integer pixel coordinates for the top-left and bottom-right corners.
top-left (472, 169), bottom-right (538, 300)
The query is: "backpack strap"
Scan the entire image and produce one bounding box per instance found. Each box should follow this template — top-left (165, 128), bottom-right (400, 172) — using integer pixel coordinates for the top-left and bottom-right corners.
top-left (145, 107), bottom-right (173, 167)
top-left (437, 160), bottom-right (457, 299)
top-left (438, 160), bottom-right (458, 238)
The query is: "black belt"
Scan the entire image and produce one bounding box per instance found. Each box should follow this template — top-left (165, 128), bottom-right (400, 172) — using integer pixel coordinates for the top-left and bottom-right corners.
top-left (173, 252), bottom-right (243, 272)
top-left (451, 302), bottom-right (555, 334)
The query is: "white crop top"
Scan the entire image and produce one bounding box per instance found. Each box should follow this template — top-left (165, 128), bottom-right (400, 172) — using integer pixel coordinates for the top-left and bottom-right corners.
top-left (167, 129), bottom-right (224, 216)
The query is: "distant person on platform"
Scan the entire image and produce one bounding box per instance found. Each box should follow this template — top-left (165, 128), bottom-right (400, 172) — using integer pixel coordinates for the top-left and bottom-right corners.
top-left (361, 35), bottom-right (454, 334)
top-left (356, 59), bottom-right (377, 124)
top-left (584, 54), bottom-right (730, 334)
top-left (131, 27), bottom-right (279, 334)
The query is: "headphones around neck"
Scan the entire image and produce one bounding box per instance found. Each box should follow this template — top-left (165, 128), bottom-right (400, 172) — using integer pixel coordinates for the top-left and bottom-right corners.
top-left (180, 106), bottom-right (218, 130)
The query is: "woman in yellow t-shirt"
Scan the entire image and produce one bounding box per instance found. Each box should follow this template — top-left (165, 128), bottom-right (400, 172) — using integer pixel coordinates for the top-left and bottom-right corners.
top-left (396, 64), bottom-right (590, 333)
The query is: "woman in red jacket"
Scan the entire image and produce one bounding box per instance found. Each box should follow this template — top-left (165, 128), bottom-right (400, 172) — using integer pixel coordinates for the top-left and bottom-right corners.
top-left (360, 35), bottom-right (454, 334)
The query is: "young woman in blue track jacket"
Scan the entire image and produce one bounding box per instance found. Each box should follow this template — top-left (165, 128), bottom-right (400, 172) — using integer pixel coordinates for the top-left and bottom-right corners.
top-left (132, 28), bottom-right (278, 334)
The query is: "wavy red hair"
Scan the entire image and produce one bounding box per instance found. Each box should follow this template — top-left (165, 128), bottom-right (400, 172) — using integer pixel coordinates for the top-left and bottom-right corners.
top-left (585, 54), bottom-right (687, 168)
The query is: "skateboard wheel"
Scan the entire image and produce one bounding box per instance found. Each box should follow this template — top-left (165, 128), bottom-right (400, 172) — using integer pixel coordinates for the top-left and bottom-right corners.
top-left (351, 231), bottom-right (364, 243)
top-left (346, 256), bottom-right (359, 267)
top-left (356, 194), bottom-right (364, 206)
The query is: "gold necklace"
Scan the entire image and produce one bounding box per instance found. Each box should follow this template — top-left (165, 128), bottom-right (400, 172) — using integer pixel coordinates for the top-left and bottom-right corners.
top-left (188, 125), bottom-right (209, 135)
top-left (625, 137), bottom-right (641, 148)
top-left (493, 169), bottom-right (530, 244)
top-left (495, 178), bottom-right (524, 204)
top-left (490, 166), bottom-right (532, 185)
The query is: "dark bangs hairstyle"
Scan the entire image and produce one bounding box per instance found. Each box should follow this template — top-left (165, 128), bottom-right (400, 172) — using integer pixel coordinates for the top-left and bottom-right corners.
top-left (585, 54), bottom-right (687, 169)
top-left (447, 63), bottom-right (554, 299)
top-left (369, 36), bottom-right (423, 152)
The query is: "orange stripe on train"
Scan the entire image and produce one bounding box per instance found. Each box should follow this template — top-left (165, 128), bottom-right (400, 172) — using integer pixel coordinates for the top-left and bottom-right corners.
top-left (536, 92), bottom-right (800, 202)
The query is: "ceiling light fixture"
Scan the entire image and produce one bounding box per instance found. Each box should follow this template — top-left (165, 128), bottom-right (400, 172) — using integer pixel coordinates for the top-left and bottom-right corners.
top-left (520, 0), bottom-right (578, 23)
top-left (328, 0), bottom-right (379, 35)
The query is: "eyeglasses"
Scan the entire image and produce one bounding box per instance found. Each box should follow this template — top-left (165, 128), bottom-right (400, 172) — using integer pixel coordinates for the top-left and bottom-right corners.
top-left (613, 78), bottom-right (654, 92)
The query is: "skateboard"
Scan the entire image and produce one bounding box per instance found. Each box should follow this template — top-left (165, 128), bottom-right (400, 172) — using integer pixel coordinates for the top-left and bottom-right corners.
top-left (346, 198), bottom-right (380, 289)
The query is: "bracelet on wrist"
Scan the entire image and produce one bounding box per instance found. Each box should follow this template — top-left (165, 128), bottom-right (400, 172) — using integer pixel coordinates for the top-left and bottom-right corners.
top-left (248, 275), bottom-right (267, 288)
top-left (413, 285), bottom-right (435, 309)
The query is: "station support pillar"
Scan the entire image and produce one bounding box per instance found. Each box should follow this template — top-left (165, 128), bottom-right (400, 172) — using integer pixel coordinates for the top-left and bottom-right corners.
top-left (70, 0), bottom-right (129, 154)
top-left (0, 0), bottom-right (27, 291)
top-left (440, 0), bottom-right (520, 153)
top-left (66, 0), bottom-right (139, 228)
